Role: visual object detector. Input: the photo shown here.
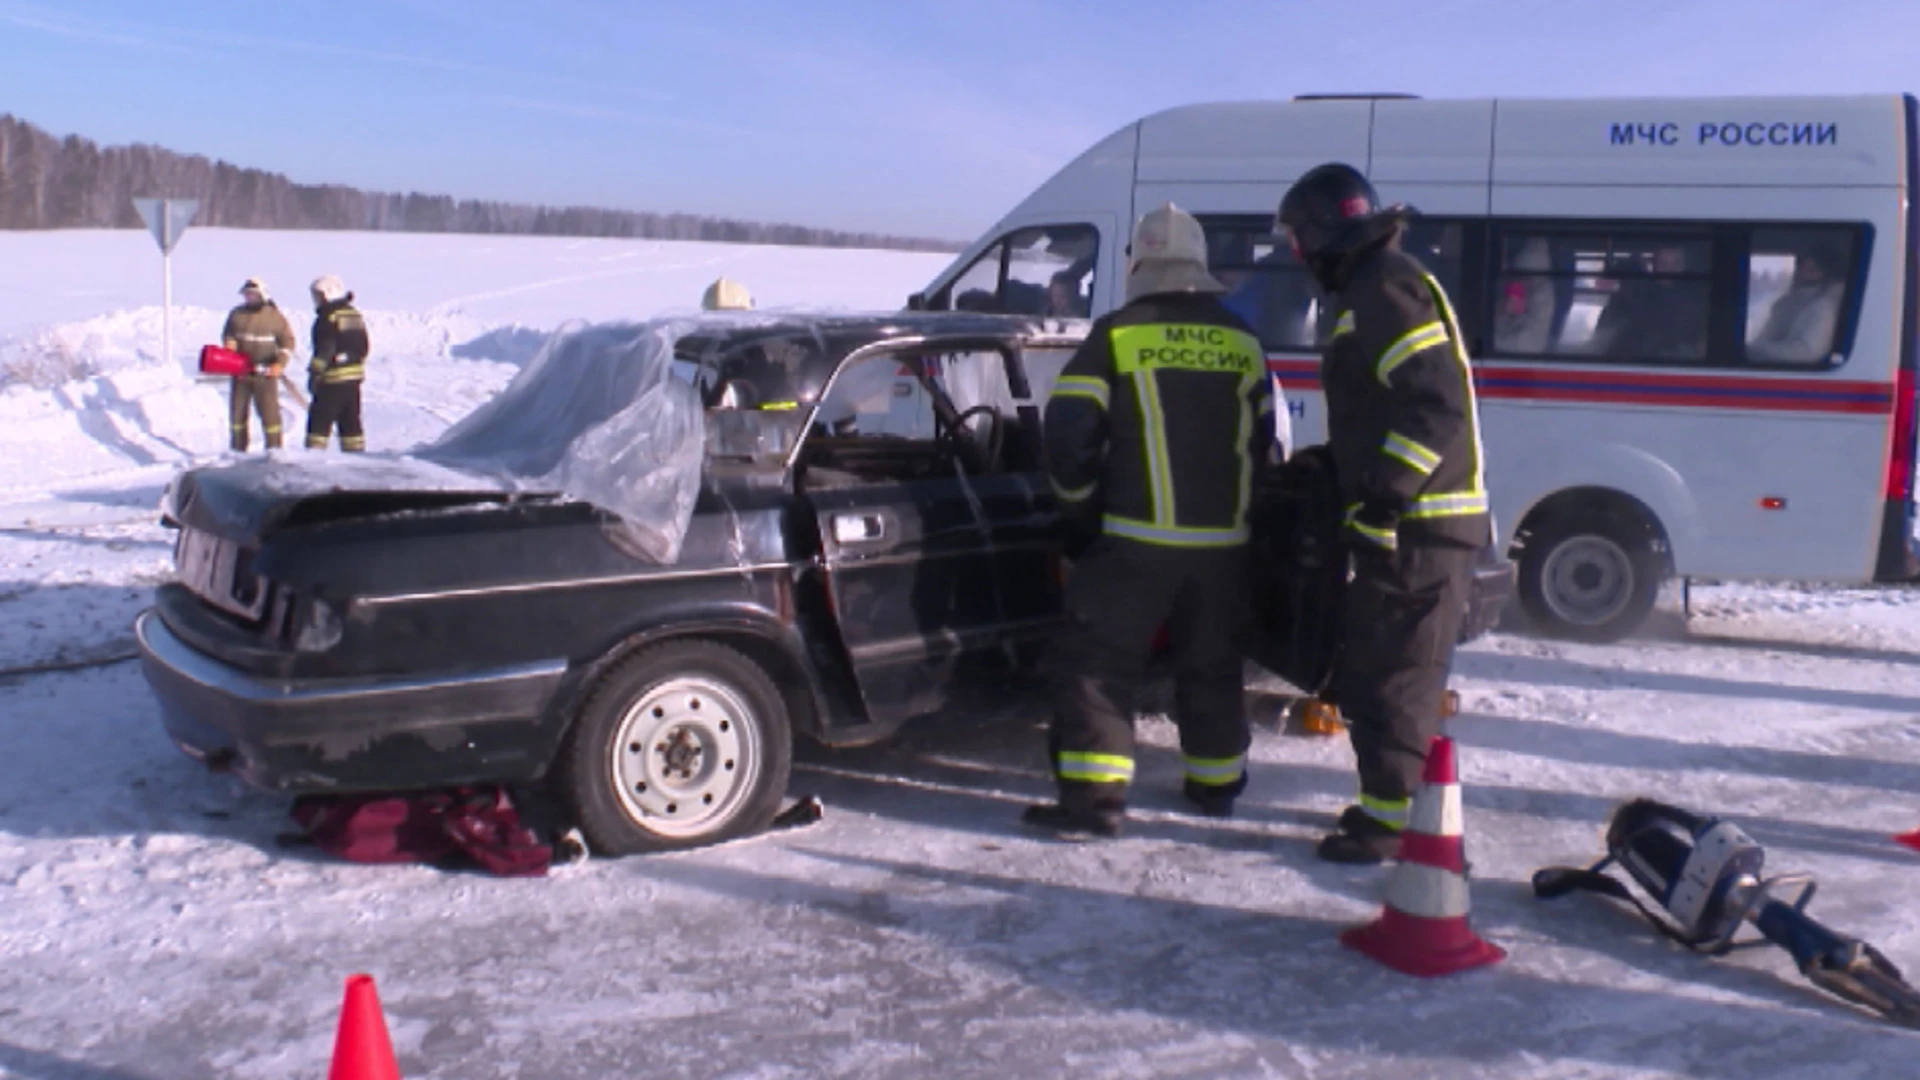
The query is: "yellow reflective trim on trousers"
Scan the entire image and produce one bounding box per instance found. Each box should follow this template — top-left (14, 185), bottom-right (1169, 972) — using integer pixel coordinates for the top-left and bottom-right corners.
top-left (1382, 432), bottom-right (1441, 475)
top-left (305, 435), bottom-right (328, 448)
top-left (1057, 751), bottom-right (1134, 784)
top-left (1182, 754), bottom-right (1246, 785)
top-left (1050, 374), bottom-right (1110, 410)
top-left (341, 436), bottom-right (366, 451)
top-left (1102, 515), bottom-right (1249, 548)
top-left (1108, 325), bottom-right (1262, 377)
top-left (319, 366), bottom-right (364, 382)
top-left (1359, 793), bottom-right (1410, 829)
top-left (1375, 322), bottom-right (1450, 386)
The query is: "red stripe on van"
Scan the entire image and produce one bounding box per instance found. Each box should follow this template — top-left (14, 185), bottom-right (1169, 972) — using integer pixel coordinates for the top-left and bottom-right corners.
top-left (1266, 356), bottom-right (1894, 416)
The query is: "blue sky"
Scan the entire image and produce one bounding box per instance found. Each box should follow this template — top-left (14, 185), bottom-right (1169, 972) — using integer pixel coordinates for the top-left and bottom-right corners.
top-left (2, 0), bottom-right (1918, 240)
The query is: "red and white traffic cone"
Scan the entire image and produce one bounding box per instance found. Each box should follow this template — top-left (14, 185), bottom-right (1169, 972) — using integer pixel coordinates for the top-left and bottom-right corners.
top-left (1339, 735), bottom-right (1505, 977)
top-left (327, 974), bottom-right (401, 1080)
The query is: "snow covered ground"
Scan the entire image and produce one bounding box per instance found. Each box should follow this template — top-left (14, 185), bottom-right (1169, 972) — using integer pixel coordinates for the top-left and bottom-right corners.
top-left (1, 229), bottom-right (1918, 1079)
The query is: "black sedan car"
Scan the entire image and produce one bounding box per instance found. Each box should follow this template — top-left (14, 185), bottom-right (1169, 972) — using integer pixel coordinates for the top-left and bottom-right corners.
top-left (138, 311), bottom-right (1512, 854)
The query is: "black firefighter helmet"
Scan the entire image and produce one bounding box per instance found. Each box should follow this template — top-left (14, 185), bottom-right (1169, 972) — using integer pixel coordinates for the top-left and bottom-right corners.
top-left (1275, 163), bottom-right (1407, 290)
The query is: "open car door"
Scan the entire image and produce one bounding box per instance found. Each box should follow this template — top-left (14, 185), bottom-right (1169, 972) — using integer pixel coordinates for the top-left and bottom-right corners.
top-left (802, 345), bottom-right (1037, 726)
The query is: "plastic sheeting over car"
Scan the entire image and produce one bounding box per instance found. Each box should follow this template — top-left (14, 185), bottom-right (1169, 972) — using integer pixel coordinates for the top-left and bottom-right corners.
top-left (419, 318), bottom-right (749, 565)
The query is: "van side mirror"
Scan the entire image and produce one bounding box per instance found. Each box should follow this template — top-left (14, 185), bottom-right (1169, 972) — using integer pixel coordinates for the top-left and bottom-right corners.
top-left (906, 292), bottom-right (926, 311)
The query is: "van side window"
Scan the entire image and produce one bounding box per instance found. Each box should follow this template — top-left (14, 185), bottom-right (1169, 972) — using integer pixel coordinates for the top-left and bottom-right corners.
top-left (1201, 216), bottom-right (1468, 353)
top-left (1745, 226), bottom-right (1860, 367)
top-left (942, 225), bottom-right (1100, 317)
top-left (815, 356), bottom-right (937, 441)
top-left (1492, 228), bottom-right (1713, 363)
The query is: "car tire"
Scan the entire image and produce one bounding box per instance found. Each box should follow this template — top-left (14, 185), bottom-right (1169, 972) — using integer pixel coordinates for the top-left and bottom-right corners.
top-left (556, 639), bottom-right (792, 855)
top-left (1516, 512), bottom-right (1664, 644)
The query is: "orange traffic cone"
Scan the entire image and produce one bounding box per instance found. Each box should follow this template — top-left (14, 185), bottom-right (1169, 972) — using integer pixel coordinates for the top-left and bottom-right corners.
top-left (1440, 688), bottom-right (1460, 719)
top-left (328, 974), bottom-right (401, 1080)
top-left (1339, 735), bottom-right (1505, 977)
top-left (1895, 827), bottom-right (1920, 853)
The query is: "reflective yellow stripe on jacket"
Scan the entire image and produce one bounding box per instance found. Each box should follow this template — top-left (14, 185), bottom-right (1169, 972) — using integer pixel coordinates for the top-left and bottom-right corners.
top-left (1105, 322), bottom-right (1263, 549)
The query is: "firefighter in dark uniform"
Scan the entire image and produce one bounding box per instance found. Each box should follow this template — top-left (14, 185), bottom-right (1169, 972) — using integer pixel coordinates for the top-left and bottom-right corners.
top-left (1275, 163), bottom-right (1491, 863)
top-left (305, 275), bottom-right (368, 452)
top-left (1022, 203), bottom-right (1278, 839)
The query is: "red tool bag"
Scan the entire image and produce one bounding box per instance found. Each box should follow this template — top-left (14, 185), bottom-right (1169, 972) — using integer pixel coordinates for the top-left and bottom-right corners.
top-left (284, 786), bottom-right (553, 877)
top-left (198, 344), bottom-right (252, 377)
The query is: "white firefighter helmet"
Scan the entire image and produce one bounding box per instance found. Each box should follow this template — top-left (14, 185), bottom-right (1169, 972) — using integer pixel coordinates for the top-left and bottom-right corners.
top-left (702, 277), bottom-right (753, 311)
top-left (1125, 203), bottom-right (1225, 303)
top-left (310, 274), bottom-right (348, 304)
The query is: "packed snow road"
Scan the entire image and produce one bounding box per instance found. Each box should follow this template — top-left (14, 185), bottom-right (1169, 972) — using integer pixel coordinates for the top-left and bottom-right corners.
top-left (0, 532), bottom-right (1917, 1077)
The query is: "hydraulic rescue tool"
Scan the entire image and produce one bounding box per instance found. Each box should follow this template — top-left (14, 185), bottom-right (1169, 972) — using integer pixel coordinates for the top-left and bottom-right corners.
top-left (1532, 797), bottom-right (1920, 1028)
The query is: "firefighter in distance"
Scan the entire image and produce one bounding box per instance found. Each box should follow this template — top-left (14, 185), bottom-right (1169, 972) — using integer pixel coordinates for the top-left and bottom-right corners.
top-left (306, 274), bottom-right (369, 452)
top-left (220, 277), bottom-right (295, 451)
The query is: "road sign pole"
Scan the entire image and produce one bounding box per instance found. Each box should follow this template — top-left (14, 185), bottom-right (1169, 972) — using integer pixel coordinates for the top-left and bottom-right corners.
top-left (162, 246), bottom-right (172, 368)
top-left (132, 196), bottom-right (199, 368)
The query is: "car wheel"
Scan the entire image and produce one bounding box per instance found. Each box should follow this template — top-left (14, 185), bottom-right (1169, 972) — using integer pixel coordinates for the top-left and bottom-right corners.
top-left (1516, 514), bottom-right (1664, 644)
top-left (557, 640), bottom-right (792, 855)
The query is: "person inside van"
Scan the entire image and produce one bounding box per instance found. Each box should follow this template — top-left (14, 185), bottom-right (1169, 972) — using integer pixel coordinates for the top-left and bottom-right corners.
top-left (1046, 269), bottom-right (1089, 317)
top-left (1747, 244), bottom-right (1846, 363)
top-left (1587, 244), bottom-right (1707, 360)
top-left (1493, 238), bottom-right (1557, 354)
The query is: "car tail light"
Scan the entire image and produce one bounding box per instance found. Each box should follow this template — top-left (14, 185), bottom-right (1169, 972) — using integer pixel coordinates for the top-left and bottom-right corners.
top-left (1888, 365), bottom-right (1917, 502)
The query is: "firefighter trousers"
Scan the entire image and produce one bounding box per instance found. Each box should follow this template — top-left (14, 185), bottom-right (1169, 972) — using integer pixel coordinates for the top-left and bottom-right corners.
top-left (306, 380), bottom-right (365, 451)
top-left (1044, 537), bottom-right (1251, 812)
top-left (1336, 541), bottom-right (1475, 819)
top-left (229, 374), bottom-right (282, 451)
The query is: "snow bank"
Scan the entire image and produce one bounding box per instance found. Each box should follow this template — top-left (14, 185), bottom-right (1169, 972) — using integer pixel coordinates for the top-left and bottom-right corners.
top-left (0, 228), bottom-right (953, 499)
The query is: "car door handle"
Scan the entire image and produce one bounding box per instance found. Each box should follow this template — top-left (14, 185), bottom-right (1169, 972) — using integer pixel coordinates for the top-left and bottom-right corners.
top-left (832, 512), bottom-right (889, 545)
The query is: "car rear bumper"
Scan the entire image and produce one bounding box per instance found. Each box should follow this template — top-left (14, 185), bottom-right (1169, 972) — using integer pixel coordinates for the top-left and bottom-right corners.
top-left (135, 608), bottom-right (569, 793)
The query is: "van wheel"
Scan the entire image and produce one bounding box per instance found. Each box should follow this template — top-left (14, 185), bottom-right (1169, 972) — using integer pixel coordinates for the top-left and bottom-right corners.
top-left (1516, 514), bottom-right (1664, 644)
top-left (556, 640), bottom-right (792, 855)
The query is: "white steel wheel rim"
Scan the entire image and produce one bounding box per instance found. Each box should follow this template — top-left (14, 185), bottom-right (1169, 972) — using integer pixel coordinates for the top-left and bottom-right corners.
top-left (611, 676), bottom-right (762, 839)
top-left (1540, 534), bottom-right (1635, 627)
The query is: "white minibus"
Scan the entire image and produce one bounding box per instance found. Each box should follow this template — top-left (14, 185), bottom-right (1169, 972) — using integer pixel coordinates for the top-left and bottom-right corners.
top-left (912, 93), bottom-right (1920, 641)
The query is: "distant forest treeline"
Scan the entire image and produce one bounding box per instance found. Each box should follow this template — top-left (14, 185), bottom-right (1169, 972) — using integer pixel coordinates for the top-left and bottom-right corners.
top-left (0, 114), bottom-right (961, 252)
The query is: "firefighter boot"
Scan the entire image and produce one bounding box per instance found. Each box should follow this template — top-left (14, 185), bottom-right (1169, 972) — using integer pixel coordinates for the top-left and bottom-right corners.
top-left (1181, 771), bottom-right (1248, 819)
top-left (1022, 784), bottom-right (1125, 840)
top-left (1317, 805), bottom-right (1402, 864)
